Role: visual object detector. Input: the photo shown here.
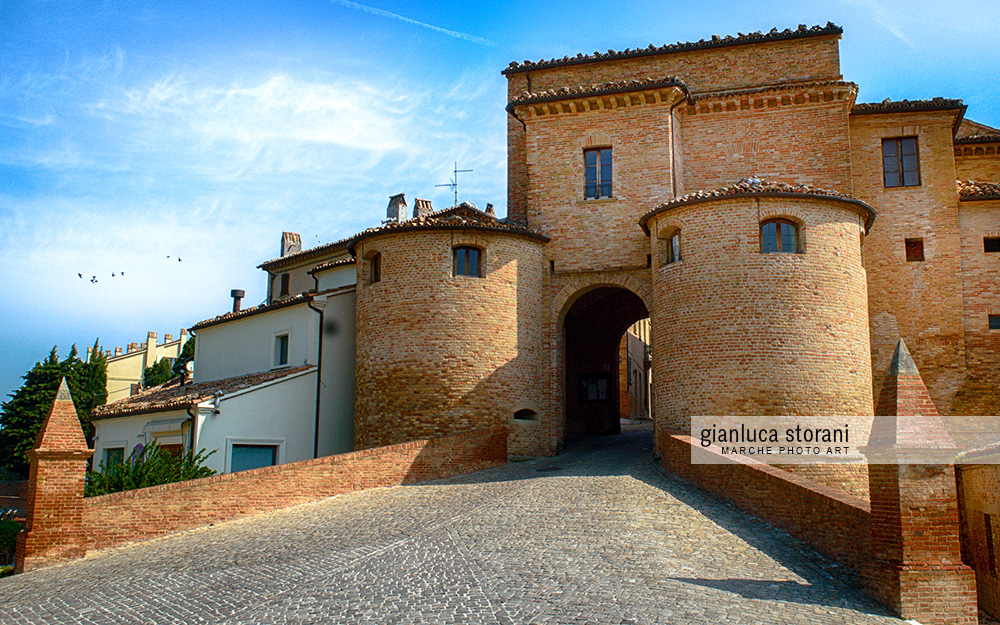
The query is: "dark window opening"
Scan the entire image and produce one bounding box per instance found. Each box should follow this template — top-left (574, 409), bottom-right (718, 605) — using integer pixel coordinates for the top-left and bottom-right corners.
top-left (761, 219), bottom-right (799, 254)
top-left (370, 253), bottom-right (381, 284)
top-left (231, 444), bottom-right (278, 473)
top-left (514, 408), bottom-right (538, 421)
top-left (275, 334), bottom-right (289, 366)
top-left (905, 238), bottom-right (924, 262)
top-left (279, 273), bottom-right (290, 297)
top-left (663, 232), bottom-right (681, 264)
top-left (454, 246), bottom-right (482, 277)
top-left (990, 315), bottom-right (1000, 330)
top-left (985, 237), bottom-right (1000, 253)
top-left (104, 447), bottom-right (124, 467)
top-left (584, 147), bottom-right (612, 199)
top-left (882, 137), bottom-right (920, 187)
top-left (579, 375), bottom-right (609, 402)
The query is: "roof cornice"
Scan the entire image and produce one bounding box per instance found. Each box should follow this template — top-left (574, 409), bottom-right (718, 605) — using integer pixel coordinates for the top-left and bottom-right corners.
top-left (501, 23), bottom-right (843, 75)
top-left (639, 178), bottom-right (875, 234)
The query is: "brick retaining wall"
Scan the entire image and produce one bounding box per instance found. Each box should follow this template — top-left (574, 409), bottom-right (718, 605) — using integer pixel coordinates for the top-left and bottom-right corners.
top-left (82, 427), bottom-right (507, 553)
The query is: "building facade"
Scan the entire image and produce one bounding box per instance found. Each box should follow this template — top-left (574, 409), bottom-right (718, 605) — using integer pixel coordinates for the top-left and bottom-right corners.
top-left (94, 22), bottom-right (999, 473)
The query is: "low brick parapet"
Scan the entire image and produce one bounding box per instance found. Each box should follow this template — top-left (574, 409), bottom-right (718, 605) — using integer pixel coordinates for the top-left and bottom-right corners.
top-left (82, 427), bottom-right (507, 553)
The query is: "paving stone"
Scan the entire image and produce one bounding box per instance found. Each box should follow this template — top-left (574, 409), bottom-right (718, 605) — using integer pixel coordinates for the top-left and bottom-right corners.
top-left (1, 426), bottom-right (907, 624)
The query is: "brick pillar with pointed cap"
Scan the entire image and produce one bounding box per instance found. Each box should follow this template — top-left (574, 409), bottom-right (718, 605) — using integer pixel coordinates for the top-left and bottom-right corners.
top-left (14, 378), bottom-right (94, 573)
top-left (861, 339), bottom-right (977, 624)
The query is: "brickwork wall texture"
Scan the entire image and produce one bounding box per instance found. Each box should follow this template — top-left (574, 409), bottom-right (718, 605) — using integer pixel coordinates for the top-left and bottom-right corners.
top-left (954, 149), bottom-right (1000, 182)
top-left (505, 35), bottom-right (842, 225)
top-left (516, 92), bottom-right (682, 272)
top-left (679, 85), bottom-right (855, 192)
top-left (82, 427), bottom-right (507, 555)
top-left (353, 229), bottom-right (547, 455)
top-left (953, 198), bottom-right (1000, 415)
top-left (647, 196), bottom-right (872, 422)
top-left (957, 464), bottom-right (1000, 619)
top-left (647, 195), bottom-right (873, 498)
top-left (849, 111), bottom-right (967, 416)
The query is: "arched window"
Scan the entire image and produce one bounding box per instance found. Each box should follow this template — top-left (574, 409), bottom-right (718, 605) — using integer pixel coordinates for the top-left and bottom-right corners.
top-left (369, 252), bottom-right (381, 284)
top-left (661, 230), bottom-right (681, 265)
top-left (760, 219), bottom-right (800, 254)
top-left (454, 246), bottom-right (482, 277)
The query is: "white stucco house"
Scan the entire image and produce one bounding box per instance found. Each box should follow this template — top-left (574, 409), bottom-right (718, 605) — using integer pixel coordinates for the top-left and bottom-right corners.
top-left (90, 235), bottom-right (359, 475)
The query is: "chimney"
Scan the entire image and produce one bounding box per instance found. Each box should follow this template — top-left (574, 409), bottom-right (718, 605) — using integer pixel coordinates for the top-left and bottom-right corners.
top-left (281, 232), bottom-right (302, 257)
top-left (165, 333), bottom-right (173, 342)
top-left (128, 342), bottom-right (138, 353)
top-left (414, 198), bottom-right (434, 219)
top-left (485, 203), bottom-right (495, 217)
top-left (231, 289), bottom-right (246, 313)
top-left (114, 346), bottom-right (122, 357)
top-left (386, 194), bottom-right (407, 222)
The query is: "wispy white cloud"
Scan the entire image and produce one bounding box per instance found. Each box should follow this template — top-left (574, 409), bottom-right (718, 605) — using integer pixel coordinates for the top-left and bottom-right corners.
top-left (326, 0), bottom-right (495, 46)
top-left (838, 0), bottom-right (913, 45)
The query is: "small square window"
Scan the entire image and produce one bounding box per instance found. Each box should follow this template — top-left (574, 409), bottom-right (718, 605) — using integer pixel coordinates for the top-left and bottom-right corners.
top-left (274, 334), bottom-right (289, 367)
top-left (990, 315), bottom-right (1000, 330)
top-left (883, 137), bottom-right (920, 188)
top-left (761, 219), bottom-right (799, 254)
top-left (985, 238), bottom-right (1000, 253)
top-left (104, 447), bottom-right (124, 467)
top-left (454, 246), bottom-right (482, 277)
top-left (905, 238), bottom-right (924, 262)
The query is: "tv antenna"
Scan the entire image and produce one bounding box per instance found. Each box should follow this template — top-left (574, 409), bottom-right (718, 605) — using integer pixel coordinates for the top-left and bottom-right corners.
top-left (436, 162), bottom-right (473, 207)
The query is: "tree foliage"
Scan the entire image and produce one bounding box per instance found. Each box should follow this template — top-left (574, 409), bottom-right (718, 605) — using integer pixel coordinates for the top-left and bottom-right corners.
top-left (143, 358), bottom-right (174, 388)
top-left (0, 340), bottom-right (107, 477)
top-left (85, 441), bottom-right (216, 497)
top-left (171, 337), bottom-right (195, 378)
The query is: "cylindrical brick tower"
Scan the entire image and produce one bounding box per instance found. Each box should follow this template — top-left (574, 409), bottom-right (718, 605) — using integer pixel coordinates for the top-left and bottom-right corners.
top-left (350, 206), bottom-right (549, 455)
top-left (640, 179), bottom-right (876, 497)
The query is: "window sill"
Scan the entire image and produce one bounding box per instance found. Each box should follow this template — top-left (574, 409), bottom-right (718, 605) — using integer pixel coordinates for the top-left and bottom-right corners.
top-left (577, 197), bottom-right (617, 206)
top-left (660, 259), bottom-right (683, 270)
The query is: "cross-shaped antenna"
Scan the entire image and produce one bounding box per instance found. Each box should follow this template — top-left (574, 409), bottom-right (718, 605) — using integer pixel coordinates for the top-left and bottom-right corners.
top-left (436, 162), bottom-right (473, 207)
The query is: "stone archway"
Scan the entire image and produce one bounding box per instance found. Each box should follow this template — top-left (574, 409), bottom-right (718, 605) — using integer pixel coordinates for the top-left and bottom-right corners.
top-left (548, 275), bottom-right (652, 448)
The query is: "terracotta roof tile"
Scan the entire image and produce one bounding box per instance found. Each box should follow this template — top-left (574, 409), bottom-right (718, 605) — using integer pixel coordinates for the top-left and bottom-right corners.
top-left (502, 23), bottom-right (842, 74)
top-left (955, 134), bottom-right (1000, 145)
top-left (639, 177), bottom-right (875, 234)
top-left (191, 293), bottom-right (313, 331)
top-left (90, 366), bottom-right (314, 420)
top-left (958, 179), bottom-right (1000, 201)
top-left (348, 202), bottom-right (548, 254)
top-left (257, 236), bottom-right (353, 271)
top-left (508, 77), bottom-right (691, 108)
top-left (309, 257), bottom-right (356, 274)
top-left (851, 97), bottom-right (964, 115)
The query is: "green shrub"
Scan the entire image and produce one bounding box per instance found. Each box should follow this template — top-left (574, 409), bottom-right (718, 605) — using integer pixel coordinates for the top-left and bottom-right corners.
top-left (0, 519), bottom-right (23, 567)
top-left (0, 565), bottom-right (13, 578)
top-left (85, 441), bottom-right (216, 497)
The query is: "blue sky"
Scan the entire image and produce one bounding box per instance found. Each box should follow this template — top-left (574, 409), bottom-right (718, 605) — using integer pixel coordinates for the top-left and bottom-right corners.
top-left (1, 0), bottom-right (998, 403)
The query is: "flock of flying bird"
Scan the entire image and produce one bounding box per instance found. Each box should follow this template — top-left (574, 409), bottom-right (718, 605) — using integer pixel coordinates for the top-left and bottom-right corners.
top-left (77, 256), bottom-right (182, 283)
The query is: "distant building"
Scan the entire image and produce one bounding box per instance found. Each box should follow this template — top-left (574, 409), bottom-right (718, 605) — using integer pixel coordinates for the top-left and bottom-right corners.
top-left (95, 330), bottom-right (189, 404)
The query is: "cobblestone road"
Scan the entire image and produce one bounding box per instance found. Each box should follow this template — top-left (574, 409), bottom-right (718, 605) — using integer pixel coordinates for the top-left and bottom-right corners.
top-left (1, 425), bottom-right (906, 624)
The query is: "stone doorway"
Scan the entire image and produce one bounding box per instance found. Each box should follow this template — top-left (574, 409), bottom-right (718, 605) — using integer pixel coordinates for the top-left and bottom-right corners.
top-left (562, 286), bottom-right (649, 440)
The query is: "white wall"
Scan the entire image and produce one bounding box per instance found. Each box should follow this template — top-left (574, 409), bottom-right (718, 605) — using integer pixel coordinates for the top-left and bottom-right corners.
top-left (92, 409), bottom-right (190, 469)
top-left (196, 369), bottom-right (318, 474)
top-left (316, 288), bottom-right (356, 456)
top-left (314, 263), bottom-right (357, 292)
top-left (193, 302), bottom-right (319, 384)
